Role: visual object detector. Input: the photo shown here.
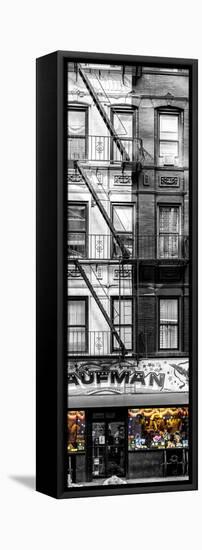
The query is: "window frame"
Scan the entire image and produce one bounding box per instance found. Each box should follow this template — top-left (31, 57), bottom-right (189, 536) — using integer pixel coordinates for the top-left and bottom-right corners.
top-left (67, 296), bottom-right (88, 354)
top-left (67, 201), bottom-right (88, 259)
top-left (157, 204), bottom-right (181, 259)
top-left (67, 104), bottom-right (88, 162)
top-left (110, 106), bottom-right (137, 162)
top-left (111, 296), bottom-right (133, 352)
top-left (158, 297), bottom-right (179, 351)
top-left (111, 202), bottom-right (135, 258)
top-left (156, 108), bottom-right (184, 167)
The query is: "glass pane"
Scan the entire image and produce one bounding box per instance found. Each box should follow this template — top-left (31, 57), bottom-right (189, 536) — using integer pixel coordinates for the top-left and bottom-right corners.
top-left (68, 110), bottom-right (86, 135)
top-left (68, 233), bottom-right (86, 258)
top-left (113, 206), bottom-right (133, 232)
top-left (107, 422), bottom-right (125, 477)
top-left (67, 411), bottom-right (85, 452)
top-left (113, 234), bottom-right (133, 258)
top-left (160, 115), bottom-right (178, 138)
top-left (160, 141), bottom-right (178, 157)
top-left (159, 234), bottom-right (179, 258)
top-left (160, 325), bottom-right (178, 349)
top-left (113, 328), bottom-right (132, 350)
top-left (68, 328), bottom-right (86, 352)
top-left (159, 207), bottom-right (179, 233)
top-left (68, 205), bottom-right (86, 231)
top-left (113, 112), bottom-right (133, 137)
top-left (113, 139), bottom-right (133, 162)
top-left (128, 408), bottom-right (189, 450)
top-left (68, 300), bottom-right (85, 326)
top-left (92, 423), bottom-right (106, 477)
top-left (113, 300), bottom-right (132, 324)
top-left (160, 299), bottom-right (178, 322)
top-left (68, 137), bottom-right (86, 160)
top-left (120, 327), bottom-right (132, 349)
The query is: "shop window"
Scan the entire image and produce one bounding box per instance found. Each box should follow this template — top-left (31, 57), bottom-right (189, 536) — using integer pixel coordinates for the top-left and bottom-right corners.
top-left (159, 298), bottom-right (179, 350)
top-left (128, 407), bottom-right (189, 451)
top-left (67, 203), bottom-right (87, 258)
top-left (112, 204), bottom-right (134, 258)
top-left (158, 205), bottom-right (180, 258)
top-left (67, 411), bottom-right (86, 452)
top-left (68, 298), bottom-right (88, 353)
top-left (112, 297), bottom-right (133, 351)
top-left (157, 110), bottom-right (183, 166)
top-left (68, 107), bottom-right (88, 160)
top-left (111, 108), bottom-right (135, 161)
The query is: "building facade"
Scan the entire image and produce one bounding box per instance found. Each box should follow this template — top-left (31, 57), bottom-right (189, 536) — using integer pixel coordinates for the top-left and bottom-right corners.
top-left (67, 62), bottom-right (189, 486)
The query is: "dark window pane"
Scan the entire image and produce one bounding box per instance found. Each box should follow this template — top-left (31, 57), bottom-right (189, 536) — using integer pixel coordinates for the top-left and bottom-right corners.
top-left (68, 328), bottom-right (86, 352)
top-left (68, 137), bottom-right (86, 160)
top-left (113, 234), bottom-right (133, 258)
top-left (68, 205), bottom-right (86, 231)
top-left (68, 233), bottom-right (86, 258)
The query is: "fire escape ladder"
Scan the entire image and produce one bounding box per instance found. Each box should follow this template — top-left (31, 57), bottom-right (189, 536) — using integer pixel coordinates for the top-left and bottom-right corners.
top-left (77, 63), bottom-right (130, 162)
top-left (76, 161), bottom-right (130, 259)
top-left (74, 259), bottom-right (127, 356)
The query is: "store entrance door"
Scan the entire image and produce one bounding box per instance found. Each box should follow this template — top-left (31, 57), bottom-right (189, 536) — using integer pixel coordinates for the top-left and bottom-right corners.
top-left (92, 420), bottom-right (126, 479)
top-left (106, 421), bottom-right (125, 478)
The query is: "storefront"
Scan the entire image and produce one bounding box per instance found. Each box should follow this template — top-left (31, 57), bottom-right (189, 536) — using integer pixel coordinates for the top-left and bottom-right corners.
top-left (67, 406), bottom-right (189, 485)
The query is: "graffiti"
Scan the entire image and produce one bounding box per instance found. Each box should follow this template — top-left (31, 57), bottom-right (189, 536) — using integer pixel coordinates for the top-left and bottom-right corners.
top-left (68, 358), bottom-right (189, 397)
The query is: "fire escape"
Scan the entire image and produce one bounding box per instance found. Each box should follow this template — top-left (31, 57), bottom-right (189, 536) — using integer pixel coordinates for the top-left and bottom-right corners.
top-left (68, 63), bottom-right (189, 361)
top-left (67, 63), bottom-right (149, 360)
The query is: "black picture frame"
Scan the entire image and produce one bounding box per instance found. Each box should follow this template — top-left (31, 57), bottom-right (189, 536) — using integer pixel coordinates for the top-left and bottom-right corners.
top-left (36, 51), bottom-right (198, 499)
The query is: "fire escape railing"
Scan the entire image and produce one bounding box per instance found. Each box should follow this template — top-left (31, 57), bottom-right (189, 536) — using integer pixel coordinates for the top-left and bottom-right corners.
top-left (68, 135), bottom-right (144, 163)
top-left (68, 330), bottom-right (131, 356)
top-left (68, 234), bottom-right (189, 261)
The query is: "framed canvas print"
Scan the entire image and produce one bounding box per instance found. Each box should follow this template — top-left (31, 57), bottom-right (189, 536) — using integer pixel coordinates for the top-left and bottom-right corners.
top-left (36, 51), bottom-right (198, 498)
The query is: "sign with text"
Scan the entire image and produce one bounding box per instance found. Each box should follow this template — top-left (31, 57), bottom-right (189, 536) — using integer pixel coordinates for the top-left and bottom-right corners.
top-left (68, 358), bottom-right (189, 397)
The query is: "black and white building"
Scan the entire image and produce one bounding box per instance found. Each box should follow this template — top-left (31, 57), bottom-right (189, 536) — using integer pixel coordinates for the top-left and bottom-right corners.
top-left (67, 62), bottom-right (189, 486)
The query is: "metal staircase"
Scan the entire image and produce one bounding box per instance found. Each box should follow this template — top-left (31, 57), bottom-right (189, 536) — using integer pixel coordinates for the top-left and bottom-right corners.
top-left (69, 63), bottom-right (144, 358)
top-left (74, 259), bottom-right (127, 355)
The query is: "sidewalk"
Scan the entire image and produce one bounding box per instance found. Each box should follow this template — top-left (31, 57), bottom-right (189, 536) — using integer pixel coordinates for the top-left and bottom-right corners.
top-left (69, 475), bottom-right (189, 488)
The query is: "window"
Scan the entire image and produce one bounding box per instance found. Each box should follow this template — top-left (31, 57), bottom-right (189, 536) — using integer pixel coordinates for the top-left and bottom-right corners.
top-left (112, 204), bottom-right (134, 257)
top-left (68, 107), bottom-right (87, 160)
top-left (158, 111), bottom-right (181, 165)
top-left (68, 298), bottom-right (88, 352)
top-left (112, 297), bottom-right (133, 350)
top-left (111, 109), bottom-right (135, 161)
top-left (159, 299), bottom-right (178, 349)
top-left (128, 408), bottom-right (189, 451)
top-left (158, 206), bottom-right (180, 258)
top-left (67, 411), bottom-right (86, 452)
top-left (67, 203), bottom-right (87, 258)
